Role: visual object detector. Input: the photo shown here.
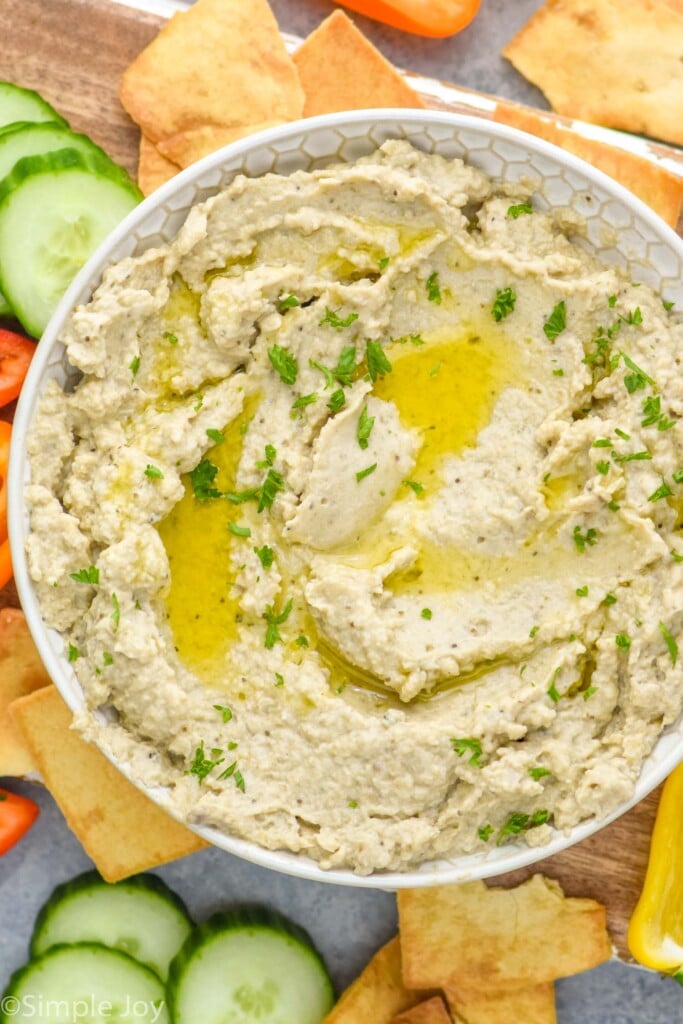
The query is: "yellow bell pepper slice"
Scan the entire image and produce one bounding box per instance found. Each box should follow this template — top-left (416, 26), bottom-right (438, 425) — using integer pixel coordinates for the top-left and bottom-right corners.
top-left (628, 762), bottom-right (683, 979)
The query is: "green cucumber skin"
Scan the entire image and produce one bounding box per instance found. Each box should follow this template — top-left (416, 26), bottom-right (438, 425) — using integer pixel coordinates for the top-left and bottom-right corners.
top-left (30, 870), bottom-right (193, 980)
top-left (0, 942), bottom-right (169, 1024)
top-left (0, 289), bottom-right (10, 316)
top-left (0, 147), bottom-right (141, 206)
top-left (0, 83), bottom-right (68, 131)
top-left (168, 906), bottom-right (335, 1024)
top-left (0, 122), bottom-right (135, 189)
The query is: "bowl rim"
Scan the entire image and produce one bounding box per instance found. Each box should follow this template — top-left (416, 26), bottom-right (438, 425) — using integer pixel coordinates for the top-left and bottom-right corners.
top-left (9, 107), bottom-right (683, 888)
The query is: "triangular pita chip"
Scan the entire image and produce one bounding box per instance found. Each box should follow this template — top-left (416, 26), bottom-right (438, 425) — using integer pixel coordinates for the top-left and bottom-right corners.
top-left (120, 0), bottom-right (303, 145)
top-left (444, 983), bottom-right (557, 1024)
top-left (503, 0), bottom-right (683, 147)
top-left (137, 133), bottom-right (180, 196)
top-left (494, 102), bottom-right (683, 230)
top-left (10, 686), bottom-right (207, 881)
top-left (0, 607), bottom-right (51, 775)
top-left (323, 936), bottom-right (423, 1024)
top-left (390, 996), bottom-right (453, 1024)
top-left (158, 120), bottom-right (286, 170)
top-left (294, 10), bottom-right (425, 118)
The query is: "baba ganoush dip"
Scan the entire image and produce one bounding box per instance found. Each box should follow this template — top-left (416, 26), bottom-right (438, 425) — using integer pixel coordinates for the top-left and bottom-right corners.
top-left (26, 140), bottom-right (683, 873)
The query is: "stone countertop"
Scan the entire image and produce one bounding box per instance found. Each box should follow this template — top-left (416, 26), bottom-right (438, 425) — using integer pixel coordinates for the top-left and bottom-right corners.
top-left (1, 2), bottom-right (682, 1021)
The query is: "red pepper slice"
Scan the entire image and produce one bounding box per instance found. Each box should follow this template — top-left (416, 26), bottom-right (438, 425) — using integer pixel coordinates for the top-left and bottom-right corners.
top-left (0, 328), bottom-right (35, 408)
top-left (336, 0), bottom-right (482, 37)
top-left (0, 788), bottom-right (39, 855)
top-left (0, 420), bottom-right (12, 589)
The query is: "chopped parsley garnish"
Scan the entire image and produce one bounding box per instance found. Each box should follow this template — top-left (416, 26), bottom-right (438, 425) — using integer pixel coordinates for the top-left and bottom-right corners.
top-left (228, 522), bottom-right (251, 538)
top-left (217, 761), bottom-right (236, 781)
top-left (596, 461), bottom-right (610, 475)
top-left (129, 355), bottom-right (140, 377)
top-left (608, 294), bottom-right (618, 308)
top-left (496, 809), bottom-right (549, 845)
top-left (308, 359), bottom-right (335, 389)
top-left (547, 668), bottom-right (561, 704)
top-left (69, 566), bottom-right (99, 585)
top-left (663, 299), bottom-right (675, 311)
top-left (552, 368), bottom-right (564, 377)
top-left (111, 593), bottom-right (120, 631)
top-left (378, 256), bottom-right (391, 270)
top-left (491, 287), bottom-right (516, 322)
top-left (615, 633), bottom-right (631, 650)
top-left (543, 300), bottom-right (566, 341)
top-left (206, 428), bottom-right (225, 445)
top-left (268, 344), bottom-right (298, 386)
top-left (357, 405), bottom-right (375, 450)
top-left (190, 459), bottom-right (222, 500)
top-left (592, 438), bottom-right (612, 448)
top-left (186, 741), bottom-right (222, 782)
top-left (451, 737), bottom-right (483, 767)
top-left (334, 346), bottom-right (358, 386)
top-left (404, 479), bottom-right (424, 496)
top-left (641, 396), bottom-right (675, 431)
top-left (327, 388), bottom-right (346, 413)
top-left (602, 593), bottom-right (617, 606)
top-left (253, 545), bottom-right (274, 569)
top-left (263, 599), bottom-right (293, 649)
top-left (256, 444), bottom-right (277, 469)
top-left (163, 331), bottom-right (178, 345)
top-left (194, 394), bottom-right (204, 411)
top-left (672, 551), bottom-right (683, 562)
top-left (528, 766), bottom-right (552, 780)
top-left (621, 307), bottom-right (643, 325)
top-left (213, 704), bottom-right (233, 723)
top-left (674, 471), bottom-right (683, 484)
top-left (583, 686), bottom-right (598, 701)
top-left (102, 651), bottom-right (114, 666)
top-left (426, 271), bottom-right (441, 304)
top-left (421, 608), bottom-right (433, 620)
top-left (615, 428), bottom-right (631, 440)
top-left (296, 635), bottom-right (309, 647)
top-left (393, 333), bottom-right (424, 346)
top-left (68, 644), bottom-right (79, 662)
top-left (291, 393), bottom-right (318, 416)
top-left (319, 307), bottom-right (359, 331)
top-left (274, 672), bottom-right (285, 687)
top-left (648, 480), bottom-right (673, 503)
top-left (529, 625), bottom-right (540, 638)
top-left (144, 464), bottom-right (164, 479)
top-left (620, 351), bottom-right (653, 393)
top-left (607, 500), bottom-right (620, 512)
top-left (429, 362), bottom-right (441, 377)
top-left (507, 201), bottom-right (533, 218)
top-left (659, 621), bottom-right (678, 665)
top-left (278, 294), bottom-right (300, 312)
top-left (477, 824), bottom-right (494, 842)
top-left (366, 339), bottom-right (392, 382)
top-left (257, 469), bottom-right (284, 513)
top-left (356, 463), bottom-right (377, 483)
top-left (576, 586), bottom-right (589, 597)
top-left (573, 525), bottom-right (598, 552)
top-left (225, 487), bottom-right (260, 505)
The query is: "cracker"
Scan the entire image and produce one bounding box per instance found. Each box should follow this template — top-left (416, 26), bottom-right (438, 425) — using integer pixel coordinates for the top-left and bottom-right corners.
top-left (294, 10), bottom-right (425, 118)
top-left (398, 875), bottom-right (612, 990)
top-left (119, 0), bottom-right (303, 145)
top-left (503, 0), bottom-right (683, 147)
top-left (0, 607), bottom-right (51, 775)
top-left (157, 121), bottom-right (286, 170)
top-left (444, 983), bottom-right (557, 1024)
top-left (10, 686), bottom-right (207, 881)
top-left (390, 996), bottom-right (453, 1024)
top-left (494, 102), bottom-right (683, 229)
top-left (137, 134), bottom-right (180, 196)
top-left (323, 936), bottom-right (423, 1024)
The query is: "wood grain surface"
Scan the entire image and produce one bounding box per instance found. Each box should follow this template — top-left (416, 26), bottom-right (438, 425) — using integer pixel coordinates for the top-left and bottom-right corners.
top-left (0, 0), bottom-right (670, 962)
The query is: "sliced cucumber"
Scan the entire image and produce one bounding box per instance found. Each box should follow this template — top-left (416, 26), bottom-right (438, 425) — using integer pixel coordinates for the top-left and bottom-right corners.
top-left (0, 289), bottom-right (10, 316)
top-left (0, 83), bottom-right (68, 131)
top-left (168, 907), bottom-right (334, 1024)
top-left (0, 122), bottom-right (131, 188)
top-left (0, 148), bottom-right (142, 337)
top-left (30, 871), bottom-right (193, 982)
top-left (1, 943), bottom-right (169, 1023)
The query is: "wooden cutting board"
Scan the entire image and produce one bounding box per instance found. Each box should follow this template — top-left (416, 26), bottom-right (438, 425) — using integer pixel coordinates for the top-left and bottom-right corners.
top-left (1, 0), bottom-right (676, 963)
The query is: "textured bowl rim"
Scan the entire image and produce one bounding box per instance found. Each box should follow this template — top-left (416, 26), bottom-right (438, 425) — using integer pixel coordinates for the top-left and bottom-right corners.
top-left (9, 108), bottom-right (683, 889)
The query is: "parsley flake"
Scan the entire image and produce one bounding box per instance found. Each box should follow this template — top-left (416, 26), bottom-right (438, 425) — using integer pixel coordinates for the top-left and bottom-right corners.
top-left (263, 599), bottom-right (293, 649)
top-left (543, 300), bottom-right (566, 341)
top-left (291, 393), bottom-right (318, 416)
top-left (478, 824), bottom-right (494, 842)
top-left (278, 294), bottom-right (300, 312)
top-left (213, 704), bottom-right (233, 723)
top-left (451, 737), bottom-right (483, 767)
top-left (497, 809), bottom-right (549, 845)
top-left (507, 202), bottom-right (533, 218)
top-left (547, 668), bottom-right (561, 704)
top-left (186, 741), bottom-right (222, 782)
top-left (68, 644), bottom-right (79, 662)
top-left (334, 346), bottom-right (358, 386)
top-left (327, 388), bottom-right (346, 413)
top-left (268, 344), bottom-right (298, 386)
top-left (253, 545), bottom-right (274, 569)
top-left (206, 428), bottom-right (225, 445)
top-left (111, 593), bottom-right (120, 631)
top-left (576, 586), bottom-right (589, 597)
top-left (144, 464), bottom-right (163, 480)
top-left (403, 479), bottom-right (424, 496)
top-left (319, 307), bottom-right (359, 331)
top-left (257, 469), bottom-right (284, 513)
top-left (228, 522), bottom-right (251, 538)
top-left (421, 608), bottom-right (432, 620)
top-left (648, 480), bottom-right (673, 503)
top-left (366, 340), bottom-right (392, 382)
top-left (615, 633), bottom-right (631, 650)
top-left (491, 287), bottom-right (516, 322)
top-left (357, 405), bottom-right (375, 450)
top-left (659, 621), bottom-right (678, 665)
top-left (274, 672), bottom-right (285, 687)
top-left (426, 271), bottom-right (441, 304)
top-left (596, 461), bottom-right (610, 475)
top-left (378, 256), bottom-right (390, 270)
top-left (129, 355), bottom-right (140, 377)
top-left (69, 566), bottom-right (99, 585)
top-left (190, 459), bottom-right (222, 500)
top-left (573, 526), bottom-right (598, 552)
top-left (621, 307), bottom-right (643, 326)
top-left (529, 766), bottom-right (552, 780)
top-left (356, 463), bottom-right (377, 483)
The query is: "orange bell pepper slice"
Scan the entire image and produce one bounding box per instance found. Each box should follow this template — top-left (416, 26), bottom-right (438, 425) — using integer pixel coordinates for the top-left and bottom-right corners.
top-left (628, 763), bottom-right (683, 981)
top-left (335, 0), bottom-right (482, 37)
top-left (0, 419), bottom-right (12, 589)
top-left (0, 788), bottom-right (39, 855)
top-left (0, 328), bottom-right (35, 408)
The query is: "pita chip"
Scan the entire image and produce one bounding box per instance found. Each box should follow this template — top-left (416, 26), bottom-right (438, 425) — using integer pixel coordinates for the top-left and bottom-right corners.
top-left (158, 120), bottom-right (286, 170)
top-left (444, 983), bottom-right (557, 1024)
top-left (137, 134), bottom-right (180, 196)
top-left (494, 102), bottom-right (683, 229)
top-left (390, 997), bottom-right (453, 1024)
top-left (0, 607), bottom-right (51, 776)
top-left (323, 936), bottom-right (423, 1024)
top-left (10, 686), bottom-right (207, 881)
top-left (503, 0), bottom-right (683, 147)
top-left (294, 10), bottom-right (425, 118)
top-left (398, 876), bottom-right (612, 990)
top-left (120, 0), bottom-right (303, 145)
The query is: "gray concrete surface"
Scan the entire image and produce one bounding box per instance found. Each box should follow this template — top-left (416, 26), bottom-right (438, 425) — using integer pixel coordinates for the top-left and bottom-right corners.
top-left (2, 2), bottom-right (682, 1020)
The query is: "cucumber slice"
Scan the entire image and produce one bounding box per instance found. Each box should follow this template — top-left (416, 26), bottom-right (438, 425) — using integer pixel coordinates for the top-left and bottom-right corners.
top-left (168, 907), bottom-right (334, 1024)
top-left (0, 83), bottom-right (68, 131)
top-left (0, 289), bottom-right (10, 316)
top-left (1, 943), bottom-right (169, 1023)
top-left (0, 148), bottom-right (142, 337)
top-left (30, 871), bottom-right (193, 981)
top-left (0, 122), bottom-right (131, 188)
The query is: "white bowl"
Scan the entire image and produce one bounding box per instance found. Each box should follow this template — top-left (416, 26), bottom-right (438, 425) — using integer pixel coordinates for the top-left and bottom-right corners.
top-left (9, 110), bottom-right (683, 888)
